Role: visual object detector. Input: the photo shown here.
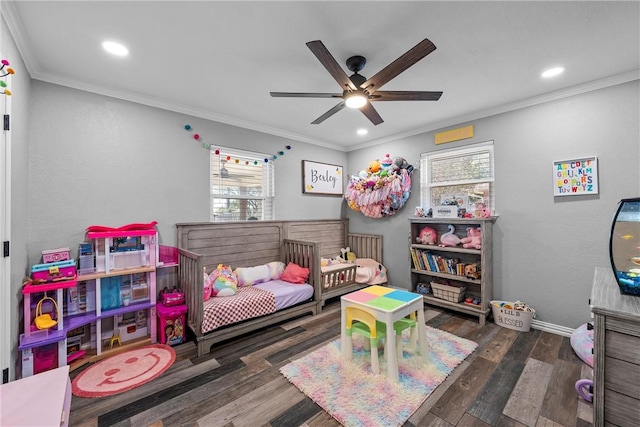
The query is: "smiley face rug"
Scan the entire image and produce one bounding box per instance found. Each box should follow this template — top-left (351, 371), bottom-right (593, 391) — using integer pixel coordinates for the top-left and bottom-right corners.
top-left (72, 344), bottom-right (175, 398)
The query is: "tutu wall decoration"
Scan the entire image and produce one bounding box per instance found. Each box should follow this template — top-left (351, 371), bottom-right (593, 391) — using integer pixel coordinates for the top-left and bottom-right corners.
top-left (345, 153), bottom-right (414, 218)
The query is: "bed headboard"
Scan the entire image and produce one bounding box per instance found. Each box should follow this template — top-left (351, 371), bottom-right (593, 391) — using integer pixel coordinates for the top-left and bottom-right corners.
top-left (176, 221), bottom-right (285, 273)
top-left (176, 218), bottom-right (383, 270)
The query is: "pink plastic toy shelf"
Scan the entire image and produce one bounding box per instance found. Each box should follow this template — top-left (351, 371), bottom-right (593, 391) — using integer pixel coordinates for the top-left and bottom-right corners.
top-left (159, 245), bottom-right (178, 267)
top-left (22, 278), bottom-right (77, 294)
top-left (87, 229), bottom-right (157, 239)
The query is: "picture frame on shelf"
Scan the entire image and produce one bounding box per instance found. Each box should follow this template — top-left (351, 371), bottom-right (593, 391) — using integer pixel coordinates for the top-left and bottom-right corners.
top-left (302, 160), bottom-right (343, 196)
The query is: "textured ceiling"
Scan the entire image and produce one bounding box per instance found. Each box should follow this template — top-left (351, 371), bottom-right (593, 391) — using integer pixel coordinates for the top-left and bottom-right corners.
top-left (3, 1), bottom-right (639, 151)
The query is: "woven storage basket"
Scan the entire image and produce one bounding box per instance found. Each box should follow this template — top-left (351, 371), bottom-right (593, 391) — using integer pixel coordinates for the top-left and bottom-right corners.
top-left (430, 282), bottom-right (466, 303)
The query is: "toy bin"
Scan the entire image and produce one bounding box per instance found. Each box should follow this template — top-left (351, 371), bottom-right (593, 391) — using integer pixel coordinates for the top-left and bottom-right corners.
top-left (31, 259), bottom-right (77, 283)
top-left (157, 303), bottom-right (187, 346)
top-left (41, 247), bottom-right (71, 263)
top-left (490, 300), bottom-right (536, 332)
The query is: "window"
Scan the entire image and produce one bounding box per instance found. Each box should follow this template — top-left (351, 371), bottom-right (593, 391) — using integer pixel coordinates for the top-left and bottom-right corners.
top-left (210, 147), bottom-right (274, 221)
top-left (420, 141), bottom-right (495, 215)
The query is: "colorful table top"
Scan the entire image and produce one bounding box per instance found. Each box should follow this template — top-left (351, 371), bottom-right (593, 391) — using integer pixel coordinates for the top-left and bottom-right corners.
top-left (341, 285), bottom-right (422, 312)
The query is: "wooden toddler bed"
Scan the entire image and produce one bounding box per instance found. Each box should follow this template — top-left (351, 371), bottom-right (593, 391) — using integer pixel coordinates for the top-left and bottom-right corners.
top-left (176, 219), bottom-right (384, 356)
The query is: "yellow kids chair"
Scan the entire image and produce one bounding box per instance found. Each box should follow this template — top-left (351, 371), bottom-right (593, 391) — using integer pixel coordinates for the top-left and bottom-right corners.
top-left (110, 328), bottom-right (122, 349)
top-left (345, 306), bottom-right (387, 374)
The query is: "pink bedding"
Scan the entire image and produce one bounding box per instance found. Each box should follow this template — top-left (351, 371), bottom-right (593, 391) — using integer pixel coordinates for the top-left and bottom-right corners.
top-left (355, 258), bottom-right (387, 285)
top-left (201, 280), bottom-right (313, 334)
top-left (321, 258), bottom-right (387, 285)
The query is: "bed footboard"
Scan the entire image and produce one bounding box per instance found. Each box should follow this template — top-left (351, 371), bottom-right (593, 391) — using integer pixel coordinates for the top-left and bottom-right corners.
top-left (282, 238), bottom-right (322, 311)
top-left (317, 232), bottom-right (384, 306)
top-left (178, 248), bottom-right (204, 345)
top-left (348, 233), bottom-right (383, 263)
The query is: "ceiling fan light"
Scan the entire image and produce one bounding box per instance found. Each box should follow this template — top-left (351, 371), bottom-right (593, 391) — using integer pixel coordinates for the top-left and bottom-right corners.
top-left (345, 92), bottom-right (367, 109)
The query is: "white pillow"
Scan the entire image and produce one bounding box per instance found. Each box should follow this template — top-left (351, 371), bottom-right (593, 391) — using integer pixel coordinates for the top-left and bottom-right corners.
top-left (267, 261), bottom-right (285, 280)
top-left (235, 264), bottom-right (271, 286)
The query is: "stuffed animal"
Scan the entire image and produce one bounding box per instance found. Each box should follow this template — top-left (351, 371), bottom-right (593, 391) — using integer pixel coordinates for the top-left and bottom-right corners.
top-left (380, 153), bottom-right (393, 169)
top-left (367, 160), bottom-right (381, 174)
top-left (337, 247), bottom-right (356, 263)
top-left (460, 227), bottom-right (482, 249)
top-left (465, 263), bottom-right (481, 279)
top-left (474, 202), bottom-right (492, 218)
top-left (209, 264), bottom-right (238, 297)
top-left (393, 156), bottom-right (409, 171)
top-left (439, 224), bottom-right (461, 247)
top-left (416, 226), bottom-right (437, 245)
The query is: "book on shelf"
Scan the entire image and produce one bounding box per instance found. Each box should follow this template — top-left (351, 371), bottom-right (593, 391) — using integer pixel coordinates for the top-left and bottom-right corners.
top-left (411, 247), bottom-right (475, 278)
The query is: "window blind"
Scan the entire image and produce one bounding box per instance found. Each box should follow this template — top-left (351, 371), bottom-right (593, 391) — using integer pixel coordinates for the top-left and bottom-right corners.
top-left (210, 147), bottom-right (274, 221)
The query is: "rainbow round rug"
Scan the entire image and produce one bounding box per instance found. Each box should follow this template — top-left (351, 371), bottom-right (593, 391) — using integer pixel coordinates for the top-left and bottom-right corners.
top-left (72, 344), bottom-right (175, 398)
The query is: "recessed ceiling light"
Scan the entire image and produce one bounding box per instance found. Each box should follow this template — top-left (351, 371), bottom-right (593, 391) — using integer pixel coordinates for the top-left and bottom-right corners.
top-left (102, 41), bottom-right (129, 57)
top-left (541, 66), bottom-right (565, 78)
top-left (357, 129), bottom-right (368, 136)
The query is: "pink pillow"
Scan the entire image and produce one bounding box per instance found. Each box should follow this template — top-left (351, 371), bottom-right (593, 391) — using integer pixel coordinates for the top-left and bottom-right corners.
top-left (281, 262), bottom-right (310, 284)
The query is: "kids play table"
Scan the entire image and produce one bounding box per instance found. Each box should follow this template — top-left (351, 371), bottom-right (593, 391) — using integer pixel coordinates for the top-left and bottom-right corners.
top-left (340, 285), bottom-right (428, 382)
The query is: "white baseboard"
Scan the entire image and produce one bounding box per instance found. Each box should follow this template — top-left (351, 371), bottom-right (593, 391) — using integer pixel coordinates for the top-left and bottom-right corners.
top-left (530, 319), bottom-right (574, 337)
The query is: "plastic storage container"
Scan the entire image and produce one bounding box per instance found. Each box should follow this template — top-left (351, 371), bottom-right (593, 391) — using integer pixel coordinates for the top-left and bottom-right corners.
top-left (31, 260), bottom-right (77, 283)
top-left (157, 303), bottom-right (187, 346)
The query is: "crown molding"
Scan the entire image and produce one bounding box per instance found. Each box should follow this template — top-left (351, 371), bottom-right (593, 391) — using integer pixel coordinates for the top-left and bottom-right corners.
top-left (350, 69), bottom-right (640, 152)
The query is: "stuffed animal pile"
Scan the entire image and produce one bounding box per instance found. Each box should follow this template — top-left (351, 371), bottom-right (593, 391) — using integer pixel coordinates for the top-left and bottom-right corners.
top-left (345, 153), bottom-right (414, 218)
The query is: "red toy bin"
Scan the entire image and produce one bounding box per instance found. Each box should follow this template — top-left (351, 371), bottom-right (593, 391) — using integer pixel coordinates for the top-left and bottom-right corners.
top-left (157, 303), bottom-right (187, 346)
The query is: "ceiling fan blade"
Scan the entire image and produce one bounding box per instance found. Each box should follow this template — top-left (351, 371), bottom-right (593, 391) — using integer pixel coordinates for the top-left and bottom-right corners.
top-left (371, 91), bottom-right (443, 101)
top-left (306, 40), bottom-right (357, 91)
top-left (270, 92), bottom-right (343, 98)
top-left (311, 101), bottom-right (346, 124)
top-left (362, 38), bottom-right (437, 93)
top-left (360, 102), bottom-right (384, 125)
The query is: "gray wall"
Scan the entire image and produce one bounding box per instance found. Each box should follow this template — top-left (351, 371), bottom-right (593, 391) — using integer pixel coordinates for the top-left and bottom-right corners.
top-left (347, 80), bottom-right (640, 328)
top-left (27, 81), bottom-right (346, 264)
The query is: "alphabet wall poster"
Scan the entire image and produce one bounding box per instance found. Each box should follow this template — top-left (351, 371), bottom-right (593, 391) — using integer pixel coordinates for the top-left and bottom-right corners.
top-left (553, 156), bottom-right (598, 196)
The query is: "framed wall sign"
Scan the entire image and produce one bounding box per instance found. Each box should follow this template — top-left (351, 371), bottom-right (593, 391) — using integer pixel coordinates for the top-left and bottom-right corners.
top-left (553, 156), bottom-right (598, 196)
top-left (302, 160), bottom-right (343, 196)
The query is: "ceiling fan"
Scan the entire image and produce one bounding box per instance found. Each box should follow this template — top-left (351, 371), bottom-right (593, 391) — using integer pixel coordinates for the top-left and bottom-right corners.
top-left (270, 38), bottom-right (443, 125)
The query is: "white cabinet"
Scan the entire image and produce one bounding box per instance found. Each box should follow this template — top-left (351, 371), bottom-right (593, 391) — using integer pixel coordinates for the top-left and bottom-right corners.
top-left (409, 217), bottom-right (495, 325)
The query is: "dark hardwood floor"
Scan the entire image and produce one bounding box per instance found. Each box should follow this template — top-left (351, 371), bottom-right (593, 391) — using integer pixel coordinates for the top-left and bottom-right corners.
top-left (69, 300), bottom-right (593, 427)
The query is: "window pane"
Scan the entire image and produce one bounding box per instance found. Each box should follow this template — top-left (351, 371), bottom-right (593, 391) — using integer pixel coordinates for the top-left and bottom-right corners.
top-left (210, 148), bottom-right (274, 221)
top-left (211, 198), bottom-right (265, 221)
top-left (429, 150), bottom-right (493, 185)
